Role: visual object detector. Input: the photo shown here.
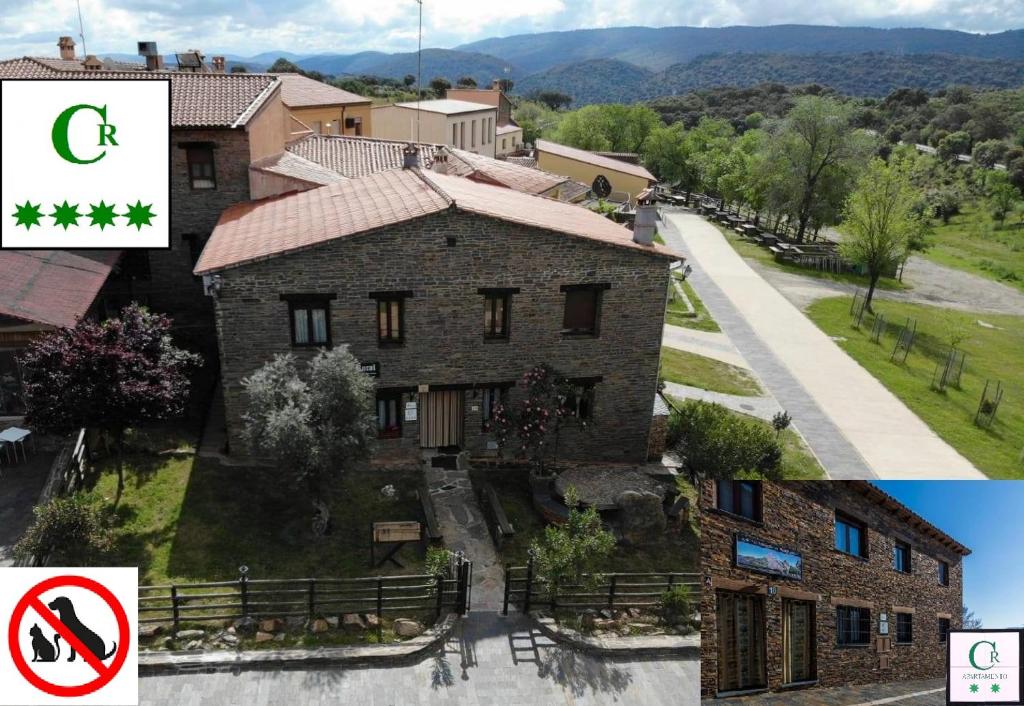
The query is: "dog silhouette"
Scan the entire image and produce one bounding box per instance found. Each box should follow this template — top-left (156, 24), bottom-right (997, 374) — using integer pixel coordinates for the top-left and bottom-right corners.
top-left (46, 596), bottom-right (117, 662)
top-left (29, 624), bottom-right (60, 662)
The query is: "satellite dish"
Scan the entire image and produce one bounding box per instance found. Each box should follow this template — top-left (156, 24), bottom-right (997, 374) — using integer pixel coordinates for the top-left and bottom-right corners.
top-left (592, 174), bottom-right (612, 198)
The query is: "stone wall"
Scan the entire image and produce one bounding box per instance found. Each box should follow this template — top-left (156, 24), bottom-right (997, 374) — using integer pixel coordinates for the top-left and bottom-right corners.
top-left (211, 209), bottom-right (670, 462)
top-left (699, 481), bottom-right (964, 698)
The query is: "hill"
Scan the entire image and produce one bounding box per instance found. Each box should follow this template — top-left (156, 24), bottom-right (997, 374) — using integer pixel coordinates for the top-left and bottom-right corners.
top-left (516, 52), bottom-right (1024, 105)
top-left (458, 25), bottom-right (1024, 73)
top-left (295, 48), bottom-right (515, 85)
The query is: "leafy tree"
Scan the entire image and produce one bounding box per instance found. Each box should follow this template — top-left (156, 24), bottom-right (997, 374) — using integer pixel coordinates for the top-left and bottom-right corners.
top-left (840, 159), bottom-right (924, 311)
top-left (456, 75), bottom-right (477, 88)
top-left (962, 605), bottom-right (982, 629)
top-left (554, 105), bottom-right (613, 151)
top-left (769, 95), bottom-right (873, 241)
top-left (683, 116), bottom-right (735, 196)
top-left (971, 139), bottom-right (1007, 169)
top-left (641, 122), bottom-right (690, 184)
top-left (669, 400), bottom-right (783, 480)
top-left (988, 172), bottom-right (1020, 226)
top-left (937, 130), bottom-right (972, 162)
top-left (530, 486), bottom-right (615, 603)
top-left (241, 349), bottom-right (376, 535)
top-left (429, 77), bottom-right (451, 96)
top-left (529, 90), bottom-right (573, 110)
top-left (554, 104), bottom-right (662, 153)
top-left (403, 74), bottom-right (416, 87)
top-left (926, 186), bottom-right (962, 224)
top-left (14, 496), bottom-right (113, 566)
top-left (744, 112), bottom-right (764, 130)
top-left (19, 304), bottom-right (200, 503)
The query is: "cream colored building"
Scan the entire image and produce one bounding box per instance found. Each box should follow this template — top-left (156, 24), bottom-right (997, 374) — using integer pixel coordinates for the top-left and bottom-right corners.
top-left (496, 124), bottom-right (524, 157)
top-left (371, 100), bottom-right (497, 157)
top-left (272, 72), bottom-right (373, 139)
top-left (535, 139), bottom-right (656, 204)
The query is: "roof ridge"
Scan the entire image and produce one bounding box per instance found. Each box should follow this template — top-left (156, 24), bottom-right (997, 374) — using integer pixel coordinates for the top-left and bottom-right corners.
top-left (312, 133), bottom-right (447, 149)
top-left (412, 168), bottom-right (456, 208)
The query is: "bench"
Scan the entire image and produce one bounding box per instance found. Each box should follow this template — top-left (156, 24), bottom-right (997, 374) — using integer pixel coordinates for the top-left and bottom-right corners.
top-left (479, 481), bottom-right (515, 547)
top-left (416, 486), bottom-right (443, 543)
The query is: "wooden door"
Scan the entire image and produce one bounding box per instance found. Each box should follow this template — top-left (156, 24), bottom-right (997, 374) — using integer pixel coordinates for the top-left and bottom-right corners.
top-left (419, 390), bottom-right (464, 448)
top-left (783, 599), bottom-right (816, 684)
top-left (717, 591), bottom-right (767, 694)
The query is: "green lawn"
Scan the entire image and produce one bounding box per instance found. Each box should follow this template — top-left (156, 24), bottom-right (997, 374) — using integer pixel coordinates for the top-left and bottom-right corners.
top-left (806, 296), bottom-right (1024, 479)
top-left (663, 395), bottom-right (826, 480)
top-left (660, 346), bottom-right (762, 396)
top-left (84, 454), bottom-right (429, 585)
top-left (917, 203), bottom-right (1024, 293)
top-left (468, 466), bottom-right (699, 573)
top-left (666, 276), bottom-right (721, 332)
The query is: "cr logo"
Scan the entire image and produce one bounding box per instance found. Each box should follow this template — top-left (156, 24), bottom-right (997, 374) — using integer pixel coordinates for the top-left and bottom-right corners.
top-left (51, 103), bottom-right (119, 164)
top-left (969, 640), bottom-right (1000, 671)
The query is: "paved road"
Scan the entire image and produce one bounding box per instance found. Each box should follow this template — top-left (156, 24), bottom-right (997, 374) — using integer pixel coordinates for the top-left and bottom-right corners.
top-left (661, 211), bottom-right (984, 480)
top-left (139, 612), bottom-right (700, 705)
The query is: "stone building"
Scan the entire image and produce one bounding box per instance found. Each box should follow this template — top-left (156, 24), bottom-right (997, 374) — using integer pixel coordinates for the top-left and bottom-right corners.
top-left (700, 481), bottom-right (968, 699)
top-left (194, 155), bottom-right (678, 463)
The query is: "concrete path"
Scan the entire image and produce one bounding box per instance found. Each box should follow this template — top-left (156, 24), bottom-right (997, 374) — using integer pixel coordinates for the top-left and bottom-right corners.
top-left (662, 211), bottom-right (984, 479)
top-left (662, 381), bottom-right (782, 422)
top-left (140, 612), bottom-right (700, 705)
top-left (702, 678), bottom-right (945, 705)
top-left (662, 324), bottom-right (752, 369)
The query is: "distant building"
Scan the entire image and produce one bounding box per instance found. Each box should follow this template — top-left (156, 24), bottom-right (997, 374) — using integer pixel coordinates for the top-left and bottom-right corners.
top-left (496, 124), bottom-right (525, 157)
top-left (271, 72), bottom-right (373, 138)
top-left (535, 139), bottom-right (656, 204)
top-left (700, 480), bottom-right (968, 699)
top-left (372, 100), bottom-right (498, 157)
top-left (445, 81), bottom-right (523, 156)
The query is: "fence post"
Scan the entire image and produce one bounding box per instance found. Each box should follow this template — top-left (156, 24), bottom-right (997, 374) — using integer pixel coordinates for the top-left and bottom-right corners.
top-left (308, 579), bottom-right (315, 621)
top-left (501, 564), bottom-right (511, 617)
top-left (238, 565), bottom-right (249, 618)
top-left (435, 572), bottom-right (444, 619)
top-left (608, 575), bottom-right (617, 612)
top-left (523, 552), bottom-right (535, 614)
top-left (170, 585), bottom-right (180, 632)
top-left (376, 578), bottom-right (383, 642)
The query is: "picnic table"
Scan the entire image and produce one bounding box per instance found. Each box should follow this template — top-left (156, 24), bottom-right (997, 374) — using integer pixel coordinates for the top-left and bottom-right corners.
top-left (0, 427), bottom-right (34, 464)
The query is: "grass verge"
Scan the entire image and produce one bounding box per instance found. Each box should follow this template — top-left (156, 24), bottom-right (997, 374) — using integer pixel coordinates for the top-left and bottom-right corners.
top-left (660, 346), bottom-right (761, 396)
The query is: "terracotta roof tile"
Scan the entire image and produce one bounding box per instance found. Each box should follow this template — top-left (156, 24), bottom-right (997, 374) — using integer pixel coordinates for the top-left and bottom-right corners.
top-left (444, 148), bottom-right (565, 195)
top-left (250, 151), bottom-right (347, 187)
top-left (286, 135), bottom-right (442, 178)
top-left (271, 72), bottom-right (371, 107)
top-left (0, 250), bottom-right (120, 328)
top-left (536, 139), bottom-right (656, 181)
top-left (196, 168), bottom-right (680, 275)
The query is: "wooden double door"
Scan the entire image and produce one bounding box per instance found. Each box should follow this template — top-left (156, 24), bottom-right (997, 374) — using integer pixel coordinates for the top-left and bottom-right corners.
top-left (717, 591), bottom-right (767, 693)
top-left (419, 390), bottom-right (464, 448)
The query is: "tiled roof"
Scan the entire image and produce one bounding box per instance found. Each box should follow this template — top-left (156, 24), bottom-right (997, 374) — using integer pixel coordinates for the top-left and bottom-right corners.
top-left (250, 151), bottom-right (347, 187)
top-left (506, 156), bottom-right (537, 169)
top-left (390, 99), bottom-right (496, 115)
top-left (195, 167), bottom-right (679, 275)
top-left (444, 148), bottom-right (565, 195)
top-left (271, 72), bottom-right (371, 107)
top-left (0, 59), bottom-right (279, 128)
top-left (286, 135), bottom-right (442, 178)
top-left (536, 139), bottom-right (656, 181)
top-left (496, 124), bottom-right (522, 135)
top-left (0, 250), bottom-right (120, 328)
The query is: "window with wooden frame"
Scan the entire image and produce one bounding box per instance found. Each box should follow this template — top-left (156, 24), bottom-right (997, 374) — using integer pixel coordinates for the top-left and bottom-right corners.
top-left (281, 294), bottom-right (334, 347)
top-left (563, 378), bottom-right (598, 420)
top-left (371, 291), bottom-right (412, 346)
top-left (938, 618), bottom-right (950, 643)
top-left (835, 511), bottom-right (868, 558)
top-left (836, 606), bottom-right (871, 646)
top-left (938, 561), bottom-right (949, 586)
top-left (185, 144), bottom-right (216, 189)
top-left (893, 540), bottom-right (912, 574)
top-left (376, 391), bottom-right (403, 438)
top-left (895, 613), bottom-right (913, 644)
top-left (479, 287), bottom-right (518, 340)
top-left (561, 283), bottom-right (609, 336)
top-left (715, 480), bottom-right (762, 522)
top-left (481, 386), bottom-right (507, 429)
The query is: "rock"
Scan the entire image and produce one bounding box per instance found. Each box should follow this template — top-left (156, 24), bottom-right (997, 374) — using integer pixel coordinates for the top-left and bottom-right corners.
top-left (259, 618), bottom-right (283, 633)
top-left (285, 616), bottom-right (306, 631)
top-left (233, 617), bottom-right (258, 636)
top-left (255, 631), bottom-right (274, 643)
top-left (627, 608), bottom-right (643, 618)
top-left (184, 639), bottom-right (203, 650)
top-left (175, 629), bottom-right (204, 640)
top-left (156, 636), bottom-right (172, 650)
top-left (599, 609), bottom-right (614, 620)
top-left (380, 484), bottom-right (397, 498)
top-left (364, 613), bottom-right (380, 629)
top-left (615, 490), bottom-right (667, 545)
top-left (342, 613), bottom-right (365, 631)
top-left (227, 626), bottom-right (237, 635)
top-left (673, 624), bottom-right (688, 634)
top-left (310, 618), bottom-right (330, 634)
top-left (392, 618), bottom-right (424, 637)
top-left (592, 618), bottom-right (617, 630)
top-left (325, 616), bottom-right (340, 629)
top-left (219, 633), bottom-right (239, 645)
top-left (139, 624), bottom-right (163, 639)
top-left (273, 633), bottom-right (286, 642)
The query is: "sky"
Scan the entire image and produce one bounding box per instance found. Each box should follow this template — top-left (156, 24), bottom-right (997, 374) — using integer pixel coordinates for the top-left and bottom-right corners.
top-left (0, 0), bottom-right (1022, 60)
top-left (873, 481), bottom-right (1024, 630)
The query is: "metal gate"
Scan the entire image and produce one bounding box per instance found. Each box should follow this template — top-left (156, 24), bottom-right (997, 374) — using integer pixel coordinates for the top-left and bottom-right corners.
top-left (419, 389), bottom-right (464, 448)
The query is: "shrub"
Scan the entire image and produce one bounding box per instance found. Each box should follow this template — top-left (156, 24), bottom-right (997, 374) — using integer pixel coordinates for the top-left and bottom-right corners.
top-left (425, 546), bottom-right (453, 577)
top-left (670, 400), bottom-right (783, 479)
top-left (14, 496), bottom-right (112, 565)
top-left (661, 584), bottom-right (693, 626)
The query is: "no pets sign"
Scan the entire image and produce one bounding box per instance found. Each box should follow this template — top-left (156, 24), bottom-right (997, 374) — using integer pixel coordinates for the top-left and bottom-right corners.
top-left (1, 79), bottom-right (170, 249)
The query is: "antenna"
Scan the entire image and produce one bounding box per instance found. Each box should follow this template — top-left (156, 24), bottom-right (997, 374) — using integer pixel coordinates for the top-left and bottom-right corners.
top-left (76, 0), bottom-right (87, 57)
top-left (415, 0), bottom-right (423, 145)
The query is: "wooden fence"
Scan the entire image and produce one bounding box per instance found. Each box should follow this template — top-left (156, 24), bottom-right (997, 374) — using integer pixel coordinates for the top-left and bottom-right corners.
top-left (503, 556), bottom-right (699, 615)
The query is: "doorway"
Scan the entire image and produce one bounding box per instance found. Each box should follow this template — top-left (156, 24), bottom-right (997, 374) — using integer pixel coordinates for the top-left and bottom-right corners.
top-left (783, 599), bottom-right (817, 684)
top-left (717, 591), bottom-right (767, 694)
top-left (419, 389), bottom-right (464, 448)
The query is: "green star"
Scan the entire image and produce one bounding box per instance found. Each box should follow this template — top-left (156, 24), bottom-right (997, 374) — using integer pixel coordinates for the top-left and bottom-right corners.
top-left (87, 200), bottom-right (118, 230)
top-left (50, 200), bottom-right (82, 230)
top-left (122, 200), bottom-right (156, 230)
top-left (992, 684), bottom-right (1001, 693)
top-left (970, 684), bottom-right (979, 693)
top-left (11, 200), bottom-right (43, 229)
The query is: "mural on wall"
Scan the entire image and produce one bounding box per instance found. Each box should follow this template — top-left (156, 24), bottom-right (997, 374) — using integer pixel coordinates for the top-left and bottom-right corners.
top-left (735, 536), bottom-right (803, 580)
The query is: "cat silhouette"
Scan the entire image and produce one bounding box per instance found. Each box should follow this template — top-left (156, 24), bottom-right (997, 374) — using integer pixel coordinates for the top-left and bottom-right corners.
top-left (29, 624), bottom-right (60, 663)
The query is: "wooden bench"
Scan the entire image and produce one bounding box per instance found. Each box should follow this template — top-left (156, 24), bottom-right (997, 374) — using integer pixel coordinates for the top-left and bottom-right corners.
top-left (479, 482), bottom-right (515, 547)
top-left (416, 486), bottom-right (443, 543)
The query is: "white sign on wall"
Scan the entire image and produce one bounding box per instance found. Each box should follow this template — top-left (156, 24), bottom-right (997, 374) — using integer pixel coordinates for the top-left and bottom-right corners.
top-left (404, 401), bottom-right (417, 422)
top-left (948, 630), bottom-right (1023, 704)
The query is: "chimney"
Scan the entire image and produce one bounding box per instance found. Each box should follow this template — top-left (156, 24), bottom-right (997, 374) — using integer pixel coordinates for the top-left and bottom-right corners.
top-left (432, 151), bottom-right (449, 175)
top-left (82, 54), bottom-right (103, 72)
top-left (632, 188), bottom-right (658, 245)
top-left (138, 41), bottom-right (164, 71)
top-left (491, 79), bottom-right (502, 91)
top-left (57, 36), bottom-right (75, 61)
top-left (212, 56), bottom-right (225, 73)
top-left (402, 143), bottom-right (420, 169)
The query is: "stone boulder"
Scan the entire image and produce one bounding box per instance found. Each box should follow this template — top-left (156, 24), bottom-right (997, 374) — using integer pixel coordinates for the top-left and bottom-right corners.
top-left (233, 617), bottom-right (258, 636)
top-left (255, 631), bottom-right (275, 643)
top-left (392, 618), bottom-right (424, 637)
top-left (139, 624), bottom-right (163, 639)
top-left (259, 618), bottom-right (283, 633)
top-left (615, 490), bottom-right (667, 545)
top-left (364, 613), bottom-right (380, 629)
top-left (342, 613), bottom-right (366, 631)
top-left (175, 629), bottom-right (204, 640)
top-left (309, 618), bottom-right (330, 634)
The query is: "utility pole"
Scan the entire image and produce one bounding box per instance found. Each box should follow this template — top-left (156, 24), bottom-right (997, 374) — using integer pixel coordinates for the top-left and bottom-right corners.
top-left (76, 0), bottom-right (87, 57)
top-left (415, 0), bottom-right (423, 145)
